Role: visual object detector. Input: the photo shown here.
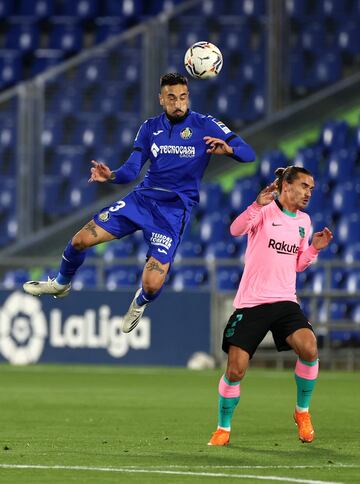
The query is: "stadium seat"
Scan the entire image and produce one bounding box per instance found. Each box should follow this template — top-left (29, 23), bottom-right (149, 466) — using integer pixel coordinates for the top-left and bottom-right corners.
top-left (68, 180), bottom-right (98, 210)
top-left (41, 115), bottom-right (63, 148)
top-left (72, 266), bottom-right (98, 290)
top-left (320, 120), bottom-right (349, 152)
top-left (292, 146), bottom-right (321, 177)
top-left (199, 213), bottom-right (230, 244)
top-left (313, 52), bottom-right (342, 87)
top-left (216, 266), bottom-right (242, 291)
top-left (229, 185), bottom-right (259, 213)
top-left (198, 182), bottom-right (223, 215)
top-left (324, 149), bottom-right (356, 183)
top-left (95, 17), bottom-right (126, 43)
top-left (103, 238), bottom-right (137, 260)
top-left (62, 0), bottom-right (99, 20)
top-left (5, 20), bottom-right (40, 54)
top-left (336, 213), bottom-right (360, 246)
top-left (172, 266), bottom-right (208, 291)
top-left (105, 265), bottom-right (140, 290)
top-left (18, 0), bottom-right (54, 18)
top-left (0, 0), bottom-right (13, 18)
top-left (0, 50), bottom-right (22, 89)
top-left (205, 240), bottom-right (238, 260)
top-left (337, 21), bottom-right (360, 56)
top-left (344, 243), bottom-right (360, 265)
top-left (350, 304), bottom-right (360, 324)
top-left (300, 22), bottom-right (326, 53)
top-left (345, 271), bottom-right (360, 294)
top-left (30, 49), bottom-right (64, 76)
top-left (330, 182), bottom-right (359, 214)
top-left (2, 269), bottom-right (30, 289)
top-left (49, 19), bottom-right (83, 55)
top-left (176, 240), bottom-right (203, 259)
top-left (259, 150), bottom-right (288, 184)
top-left (103, 0), bottom-right (142, 19)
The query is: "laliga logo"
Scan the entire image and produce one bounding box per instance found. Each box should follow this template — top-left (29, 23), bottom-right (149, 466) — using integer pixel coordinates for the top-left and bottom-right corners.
top-left (0, 292), bottom-right (47, 365)
top-left (0, 292), bottom-right (151, 364)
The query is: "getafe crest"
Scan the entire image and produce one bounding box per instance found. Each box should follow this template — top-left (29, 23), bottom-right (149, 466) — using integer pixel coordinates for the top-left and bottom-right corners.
top-left (180, 127), bottom-right (193, 139)
top-left (99, 211), bottom-right (110, 222)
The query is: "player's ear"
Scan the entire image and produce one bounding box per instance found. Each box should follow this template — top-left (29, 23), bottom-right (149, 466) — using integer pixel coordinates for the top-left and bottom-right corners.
top-left (159, 93), bottom-right (164, 107)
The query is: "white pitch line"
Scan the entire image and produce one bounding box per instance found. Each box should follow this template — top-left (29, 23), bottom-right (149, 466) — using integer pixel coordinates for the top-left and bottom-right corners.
top-left (0, 464), bottom-right (345, 484)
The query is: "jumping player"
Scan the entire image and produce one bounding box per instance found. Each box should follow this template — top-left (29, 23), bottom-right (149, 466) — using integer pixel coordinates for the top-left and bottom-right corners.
top-left (23, 73), bottom-right (255, 333)
top-left (208, 166), bottom-right (333, 446)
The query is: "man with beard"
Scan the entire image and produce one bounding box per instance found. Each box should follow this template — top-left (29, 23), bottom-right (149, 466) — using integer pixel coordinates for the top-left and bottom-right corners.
top-left (24, 73), bottom-right (255, 332)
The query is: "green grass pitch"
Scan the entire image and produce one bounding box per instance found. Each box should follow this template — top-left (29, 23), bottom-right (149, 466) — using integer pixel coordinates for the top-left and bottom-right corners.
top-left (0, 364), bottom-right (359, 483)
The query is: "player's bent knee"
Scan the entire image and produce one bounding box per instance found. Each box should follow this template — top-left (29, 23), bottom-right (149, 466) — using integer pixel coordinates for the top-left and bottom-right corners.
top-left (142, 279), bottom-right (164, 295)
top-left (71, 234), bottom-right (90, 251)
top-left (226, 367), bottom-right (246, 382)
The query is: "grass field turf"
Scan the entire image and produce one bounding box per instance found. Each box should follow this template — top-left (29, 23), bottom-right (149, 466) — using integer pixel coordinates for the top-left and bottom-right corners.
top-left (0, 364), bottom-right (359, 484)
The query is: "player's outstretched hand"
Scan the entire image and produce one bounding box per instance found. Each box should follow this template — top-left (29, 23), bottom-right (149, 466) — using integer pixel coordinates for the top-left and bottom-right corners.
top-left (88, 160), bottom-right (112, 183)
top-left (256, 182), bottom-right (278, 206)
top-left (204, 136), bottom-right (233, 155)
top-left (311, 227), bottom-right (333, 250)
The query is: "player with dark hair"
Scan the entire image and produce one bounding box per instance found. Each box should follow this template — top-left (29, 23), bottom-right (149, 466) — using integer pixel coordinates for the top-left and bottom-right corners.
top-left (24, 73), bottom-right (255, 333)
top-left (208, 166), bottom-right (333, 446)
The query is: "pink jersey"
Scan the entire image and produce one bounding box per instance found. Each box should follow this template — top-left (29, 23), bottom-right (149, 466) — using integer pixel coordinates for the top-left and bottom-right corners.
top-left (230, 200), bottom-right (319, 308)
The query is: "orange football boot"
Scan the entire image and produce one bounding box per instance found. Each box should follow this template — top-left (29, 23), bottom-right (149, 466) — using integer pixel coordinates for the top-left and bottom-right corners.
top-left (294, 410), bottom-right (315, 443)
top-left (207, 428), bottom-right (230, 446)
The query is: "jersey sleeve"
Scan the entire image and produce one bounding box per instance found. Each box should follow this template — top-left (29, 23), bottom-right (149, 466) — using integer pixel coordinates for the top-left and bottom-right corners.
top-left (205, 116), bottom-right (256, 163)
top-left (109, 121), bottom-right (150, 184)
top-left (230, 201), bottom-right (263, 237)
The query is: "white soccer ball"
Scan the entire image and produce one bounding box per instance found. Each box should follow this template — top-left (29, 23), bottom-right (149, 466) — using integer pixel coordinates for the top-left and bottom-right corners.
top-left (184, 41), bottom-right (223, 80)
top-left (187, 352), bottom-right (216, 370)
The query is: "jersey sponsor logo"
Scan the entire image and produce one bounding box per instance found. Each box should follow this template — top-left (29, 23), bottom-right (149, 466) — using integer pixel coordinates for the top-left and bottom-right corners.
top-left (150, 232), bottom-right (173, 250)
top-left (180, 127), bottom-right (193, 139)
top-left (211, 118), bottom-right (231, 134)
top-left (299, 226), bottom-right (305, 238)
top-left (268, 238), bottom-right (299, 255)
top-left (151, 142), bottom-right (160, 157)
top-left (150, 142), bottom-right (195, 158)
top-left (153, 130), bottom-right (163, 136)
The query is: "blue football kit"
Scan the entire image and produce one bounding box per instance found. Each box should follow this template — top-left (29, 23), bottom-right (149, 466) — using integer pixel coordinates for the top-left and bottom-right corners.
top-left (94, 110), bottom-right (255, 264)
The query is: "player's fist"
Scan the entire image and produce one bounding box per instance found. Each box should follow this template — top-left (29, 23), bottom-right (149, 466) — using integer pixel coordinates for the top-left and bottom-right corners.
top-left (88, 160), bottom-right (112, 183)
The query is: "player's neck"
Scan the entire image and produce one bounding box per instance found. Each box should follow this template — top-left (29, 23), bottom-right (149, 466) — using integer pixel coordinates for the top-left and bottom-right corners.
top-left (275, 198), bottom-right (297, 216)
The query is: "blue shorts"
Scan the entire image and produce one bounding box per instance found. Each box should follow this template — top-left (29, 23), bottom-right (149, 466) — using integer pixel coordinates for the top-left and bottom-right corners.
top-left (93, 191), bottom-right (190, 264)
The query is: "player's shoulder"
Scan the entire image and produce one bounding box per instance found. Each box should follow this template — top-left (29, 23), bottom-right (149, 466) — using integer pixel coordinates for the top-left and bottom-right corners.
top-left (297, 210), bottom-right (312, 226)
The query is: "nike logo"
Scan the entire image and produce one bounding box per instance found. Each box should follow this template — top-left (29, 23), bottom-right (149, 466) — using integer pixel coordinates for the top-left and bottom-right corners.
top-left (272, 223), bottom-right (282, 226)
top-left (153, 130), bottom-right (163, 136)
top-left (157, 248), bottom-right (167, 254)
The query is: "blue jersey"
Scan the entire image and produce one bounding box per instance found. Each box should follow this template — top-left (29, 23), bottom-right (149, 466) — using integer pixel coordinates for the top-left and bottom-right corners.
top-left (111, 110), bottom-right (255, 210)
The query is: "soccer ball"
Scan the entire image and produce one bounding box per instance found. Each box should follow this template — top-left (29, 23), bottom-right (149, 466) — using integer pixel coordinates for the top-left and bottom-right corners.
top-left (184, 41), bottom-right (223, 80)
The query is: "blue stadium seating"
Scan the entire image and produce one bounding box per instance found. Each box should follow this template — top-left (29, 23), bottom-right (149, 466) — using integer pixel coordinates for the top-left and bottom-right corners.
top-left (176, 240), bottom-right (203, 259)
top-left (216, 266), bottom-right (241, 291)
top-left (345, 271), bottom-right (360, 294)
top-left (5, 20), bottom-right (40, 53)
top-left (31, 49), bottom-right (64, 76)
top-left (205, 240), bottom-right (238, 260)
top-left (103, 238), bottom-right (137, 260)
top-left (105, 265), bottom-right (140, 289)
top-left (344, 243), bottom-right (360, 265)
top-left (73, 266), bottom-right (98, 290)
top-left (172, 266), bottom-right (208, 291)
top-left (330, 182), bottom-right (359, 214)
top-left (2, 269), bottom-right (30, 289)
top-left (0, 51), bottom-right (22, 89)
top-left (49, 19), bottom-right (83, 55)
top-left (18, 0), bottom-right (54, 18)
top-left (62, 0), bottom-right (99, 20)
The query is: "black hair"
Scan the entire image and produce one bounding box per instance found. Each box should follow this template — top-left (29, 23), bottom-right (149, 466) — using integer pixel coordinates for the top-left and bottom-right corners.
top-left (160, 73), bottom-right (188, 88)
top-left (274, 166), bottom-right (313, 193)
